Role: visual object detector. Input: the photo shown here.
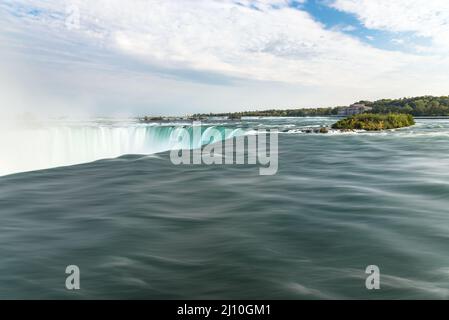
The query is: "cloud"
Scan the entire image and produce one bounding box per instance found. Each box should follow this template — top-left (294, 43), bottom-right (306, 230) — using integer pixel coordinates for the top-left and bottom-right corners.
top-left (332, 24), bottom-right (357, 32)
top-left (0, 0), bottom-right (448, 116)
top-left (0, 0), bottom-right (415, 84)
top-left (329, 0), bottom-right (449, 52)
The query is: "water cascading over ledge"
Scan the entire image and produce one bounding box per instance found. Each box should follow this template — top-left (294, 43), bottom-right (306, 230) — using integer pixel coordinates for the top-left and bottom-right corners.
top-left (0, 122), bottom-right (245, 176)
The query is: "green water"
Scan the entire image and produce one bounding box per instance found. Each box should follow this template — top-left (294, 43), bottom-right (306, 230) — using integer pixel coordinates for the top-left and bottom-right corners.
top-left (1, 117), bottom-right (449, 299)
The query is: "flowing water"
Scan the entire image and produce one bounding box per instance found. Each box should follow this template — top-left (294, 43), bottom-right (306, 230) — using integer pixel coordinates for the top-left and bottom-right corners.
top-left (1, 117), bottom-right (449, 299)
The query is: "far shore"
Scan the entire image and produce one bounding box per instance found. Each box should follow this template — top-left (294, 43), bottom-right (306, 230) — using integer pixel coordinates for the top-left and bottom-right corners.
top-left (138, 115), bottom-right (449, 123)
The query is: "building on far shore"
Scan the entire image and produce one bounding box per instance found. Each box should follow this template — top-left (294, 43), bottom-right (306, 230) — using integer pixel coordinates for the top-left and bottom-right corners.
top-left (337, 103), bottom-right (372, 116)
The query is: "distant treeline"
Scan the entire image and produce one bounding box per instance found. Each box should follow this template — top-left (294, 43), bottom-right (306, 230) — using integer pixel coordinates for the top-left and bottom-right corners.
top-left (194, 96), bottom-right (449, 117)
top-left (367, 96), bottom-right (449, 116)
top-left (194, 107), bottom-right (340, 118)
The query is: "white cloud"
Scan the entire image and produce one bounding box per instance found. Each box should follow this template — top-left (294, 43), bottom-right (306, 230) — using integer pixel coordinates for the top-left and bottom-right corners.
top-left (0, 0), bottom-right (449, 116)
top-left (392, 38), bottom-right (405, 45)
top-left (332, 24), bottom-right (357, 32)
top-left (330, 0), bottom-right (449, 51)
top-left (1, 0), bottom-right (415, 83)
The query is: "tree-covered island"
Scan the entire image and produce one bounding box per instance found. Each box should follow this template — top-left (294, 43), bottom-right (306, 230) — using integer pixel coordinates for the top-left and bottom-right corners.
top-left (331, 113), bottom-right (415, 131)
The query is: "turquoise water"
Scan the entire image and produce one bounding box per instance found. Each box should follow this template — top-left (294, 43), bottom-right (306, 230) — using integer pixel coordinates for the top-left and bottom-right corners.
top-left (1, 117), bottom-right (449, 299)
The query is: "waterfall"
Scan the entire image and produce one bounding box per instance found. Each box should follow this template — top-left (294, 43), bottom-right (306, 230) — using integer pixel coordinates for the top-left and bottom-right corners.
top-left (0, 122), bottom-right (245, 176)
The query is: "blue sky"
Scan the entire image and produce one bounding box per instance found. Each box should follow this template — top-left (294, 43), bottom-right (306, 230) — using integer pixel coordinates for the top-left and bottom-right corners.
top-left (1, 0), bottom-right (448, 117)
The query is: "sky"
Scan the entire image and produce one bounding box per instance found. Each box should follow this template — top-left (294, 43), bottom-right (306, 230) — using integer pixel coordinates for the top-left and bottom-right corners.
top-left (1, 0), bottom-right (449, 117)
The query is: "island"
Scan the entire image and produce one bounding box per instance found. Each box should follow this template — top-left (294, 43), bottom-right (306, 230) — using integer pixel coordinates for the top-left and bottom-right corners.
top-left (331, 113), bottom-right (415, 131)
